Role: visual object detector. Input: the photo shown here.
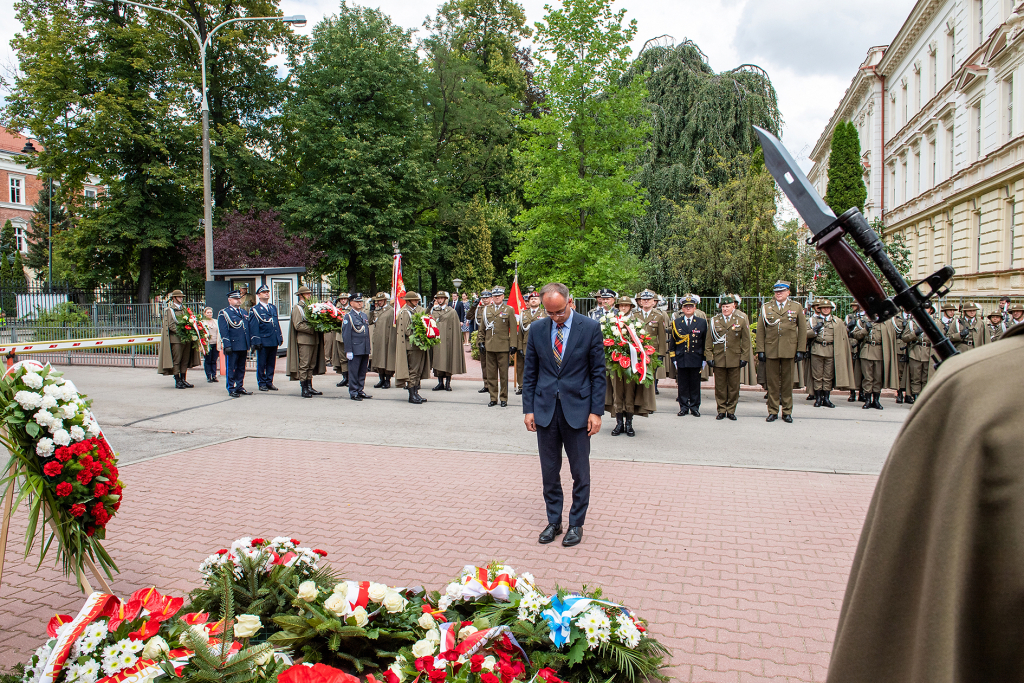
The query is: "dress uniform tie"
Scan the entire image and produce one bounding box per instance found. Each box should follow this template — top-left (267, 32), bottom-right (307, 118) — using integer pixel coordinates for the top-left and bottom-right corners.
top-left (554, 323), bottom-right (565, 366)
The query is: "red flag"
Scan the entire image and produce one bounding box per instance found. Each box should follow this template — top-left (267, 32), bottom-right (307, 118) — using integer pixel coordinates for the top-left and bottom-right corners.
top-left (392, 252), bottom-right (406, 323)
top-left (508, 273), bottom-right (527, 323)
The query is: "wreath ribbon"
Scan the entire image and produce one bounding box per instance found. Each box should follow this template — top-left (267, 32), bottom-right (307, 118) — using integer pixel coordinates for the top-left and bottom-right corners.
top-left (459, 567), bottom-right (513, 601)
top-left (613, 318), bottom-right (648, 383)
top-left (540, 595), bottom-right (632, 648)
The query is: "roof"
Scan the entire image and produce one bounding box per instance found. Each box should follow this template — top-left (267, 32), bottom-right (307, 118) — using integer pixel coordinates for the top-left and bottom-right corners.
top-left (211, 267), bottom-right (307, 277)
top-left (0, 126), bottom-right (42, 155)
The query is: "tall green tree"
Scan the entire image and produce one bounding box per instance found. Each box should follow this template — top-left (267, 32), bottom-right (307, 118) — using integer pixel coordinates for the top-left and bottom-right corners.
top-left (284, 3), bottom-right (426, 295)
top-left (623, 39), bottom-right (783, 293)
top-left (25, 177), bottom-right (71, 279)
top-left (511, 0), bottom-right (650, 295)
top-left (824, 121), bottom-right (867, 215)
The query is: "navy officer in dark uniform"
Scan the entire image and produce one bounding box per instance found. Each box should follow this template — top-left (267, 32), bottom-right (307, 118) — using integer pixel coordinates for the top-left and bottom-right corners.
top-left (218, 290), bottom-right (251, 397)
top-left (341, 292), bottom-right (373, 401)
top-left (668, 293), bottom-right (708, 417)
top-left (249, 284), bottom-right (284, 391)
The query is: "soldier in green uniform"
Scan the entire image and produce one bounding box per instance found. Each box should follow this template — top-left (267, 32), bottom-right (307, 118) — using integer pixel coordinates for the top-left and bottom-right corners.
top-left (238, 284), bottom-right (256, 311)
top-left (286, 285), bottom-right (327, 398)
top-left (606, 296), bottom-right (657, 435)
top-left (330, 293), bottom-right (351, 388)
top-left (370, 293), bottom-right (396, 389)
top-left (1009, 302), bottom-right (1024, 328)
top-left (472, 290), bottom-right (492, 395)
top-left (395, 291), bottom-right (429, 404)
top-left (480, 286), bottom-right (518, 407)
top-left (851, 309), bottom-right (899, 410)
top-left (635, 290), bottom-right (668, 395)
top-left (985, 310), bottom-right (1008, 342)
top-left (157, 289), bottom-right (201, 388)
top-left (889, 311), bottom-right (912, 404)
top-left (429, 291), bottom-right (465, 391)
top-left (806, 300), bottom-right (855, 408)
top-left (899, 304), bottom-right (934, 404)
top-left (516, 291), bottom-right (547, 394)
top-left (757, 281), bottom-right (808, 423)
top-left (705, 295), bottom-right (751, 420)
top-left (949, 301), bottom-right (992, 351)
top-left (845, 302), bottom-right (865, 402)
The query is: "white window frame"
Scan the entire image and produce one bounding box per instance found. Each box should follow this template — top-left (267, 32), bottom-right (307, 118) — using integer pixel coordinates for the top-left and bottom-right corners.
top-left (11, 219), bottom-right (28, 254)
top-left (8, 175), bottom-right (25, 205)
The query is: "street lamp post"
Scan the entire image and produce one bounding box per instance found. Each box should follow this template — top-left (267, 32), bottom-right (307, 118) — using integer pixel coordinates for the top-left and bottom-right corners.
top-left (452, 278), bottom-right (462, 296)
top-left (88, 0), bottom-right (305, 282)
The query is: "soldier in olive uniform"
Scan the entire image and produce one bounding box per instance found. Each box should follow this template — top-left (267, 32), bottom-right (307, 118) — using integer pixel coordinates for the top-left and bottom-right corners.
top-left (845, 302), bottom-right (865, 402)
top-left (157, 289), bottom-right (201, 388)
top-left (472, 290), bottom-right (492, 395)
top-left (238, 284), bottom-right (256, 311)
top-left (851, 310), bottom-right (899, 410)
top-left (704, 295), bottom-right (751, 420)
top-left (370, 293), bottom-right (396, 389)
top-left (395, 291), bottom-right (429, 404)
top-left (806, 300), bottom-right (855, 408)
top-left (985, 310), bottom-right (1009, 342)
top-left (329, 293), bottom-right (351, 387)
top-left (949, 302), bottom-right (992, 351)
top-left (516, 291), bottom-right (547, 394)
top-left (1008, 302), bottom-right (1024, 328)
top-left (635, 290), bottom-right (668, 395)
top-left (889, 311), bottom-right (912, 404)
top-left (900, 304), bottom-right (934, 403)
top-left (607, 296), bottom-right (657, 435)
top-left (480, 286), bottom-right (518, 406)
top-left (757, 281), bottom-right (808, 423)
top-left (429, 291), bottom-right (465, 391)
top-left (286, 285), bottom-right (327, 398)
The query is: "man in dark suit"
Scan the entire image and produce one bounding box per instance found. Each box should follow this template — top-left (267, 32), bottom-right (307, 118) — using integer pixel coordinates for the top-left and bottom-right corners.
top-left (668, 293), bottom-right (708, 417)
top-left (522, 282), bottom-right (607, 548)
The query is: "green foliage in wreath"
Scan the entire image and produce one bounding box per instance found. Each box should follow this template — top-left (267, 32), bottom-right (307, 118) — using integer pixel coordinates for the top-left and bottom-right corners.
top-left (411, 311), bottom-right (441, 351)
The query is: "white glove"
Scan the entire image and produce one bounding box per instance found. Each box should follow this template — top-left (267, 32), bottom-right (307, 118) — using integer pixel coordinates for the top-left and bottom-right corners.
top-left (346, 352), bottom-right (354, 360)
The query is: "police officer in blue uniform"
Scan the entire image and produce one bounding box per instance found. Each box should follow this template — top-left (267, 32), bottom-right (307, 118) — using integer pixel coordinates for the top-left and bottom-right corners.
top-left (249, 284), bottom-right (284, 392)
top-left (668, 293), bottom-right (708, 417)
top-left (218, 290), bottom-right (251, 397)
top-left (341, 292), bottom-right (373, 401)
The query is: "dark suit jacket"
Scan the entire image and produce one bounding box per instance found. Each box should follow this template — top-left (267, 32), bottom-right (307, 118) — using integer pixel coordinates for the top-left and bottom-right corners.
top-left (668, 315), bottom-right (708, 369)
top-left (522, 312), bottom-right (607, 430)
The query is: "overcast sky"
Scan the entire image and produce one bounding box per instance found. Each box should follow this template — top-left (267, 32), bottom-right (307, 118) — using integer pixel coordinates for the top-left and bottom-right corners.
top-left (1, 0), bottom-right (915, 171)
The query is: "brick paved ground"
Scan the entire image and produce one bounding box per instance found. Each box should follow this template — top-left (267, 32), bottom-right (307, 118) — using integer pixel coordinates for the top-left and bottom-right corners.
top-left (0, 438), bottom-right (877, 682)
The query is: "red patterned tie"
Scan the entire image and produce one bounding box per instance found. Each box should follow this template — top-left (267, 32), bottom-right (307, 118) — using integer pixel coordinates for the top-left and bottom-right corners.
top-left (554, 323), bottom-right (565, 366)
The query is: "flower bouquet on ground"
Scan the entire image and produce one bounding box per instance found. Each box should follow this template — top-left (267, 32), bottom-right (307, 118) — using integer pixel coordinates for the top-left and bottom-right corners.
top-left (177, 307), bottom-right (210, 355)
top-left (599, 315), bottom-right (661, 387)
top-left (411, 312), bottom-right (441, 351)
top-left (269, 577), bottom-right (425, 672)
top-left (394, 624), bottom-right (537, 683)
top-left (307, 302), bottom-right (344, 333)
top-left (0, 362), bottom-right (123, 587)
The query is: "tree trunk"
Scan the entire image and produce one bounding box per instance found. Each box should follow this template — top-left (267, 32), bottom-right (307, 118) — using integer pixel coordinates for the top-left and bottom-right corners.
top-left (346, 255), bottom-right (358, 296)
top-left (136, 247), bottom-right (153, 304)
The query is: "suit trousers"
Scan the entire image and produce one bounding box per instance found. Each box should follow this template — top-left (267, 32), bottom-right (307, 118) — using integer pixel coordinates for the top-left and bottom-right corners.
top-left (225, 349), bottom-right (247, 392)
top-left (861, 359), bottom-right (884, 393)
top-left (536, 398), bottom-right (591, 527)
top-left (203, 343), bottom-right (219, 379)
top-left (713, 366), bottom-right (740, 414)
top-left (676, 365), bottom-right (702, 409)
top-left (765, 357), bottom-right (795, 416)
top-left (348, 354), bottom-right (369, 397)
top-left (485, 350), bottom-right (510, 401)
top-left (255, 346), bottom-right (278, 386)
top-left (810, 354), bottom-right (834, 391)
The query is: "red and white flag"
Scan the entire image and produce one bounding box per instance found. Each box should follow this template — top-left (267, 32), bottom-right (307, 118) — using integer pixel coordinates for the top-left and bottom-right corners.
top-left (508, 272), bottom-right (527, 323)
top-left (392, 252), bottom-right (406, 324)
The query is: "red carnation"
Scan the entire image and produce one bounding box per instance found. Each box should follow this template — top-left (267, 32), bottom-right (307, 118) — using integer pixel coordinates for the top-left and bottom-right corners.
top-left (70, 503), bottom-right (86, 517)
top-left (54, 447), bottom-right (72, 463)
top-left (79, 455), bottom-right (93, 468)
top-left (217, 549), bottom-right (229, 555)
top-left (86, 526), bottom-right (95, 536)
top-left (313, 549), bottom-right (327, 557)
top-left (77, 470), bottom-right (92, 485)
top-left (251, 538), bottom-right (265, 545)
top-left (94, 482), bottom-right (108, 497)
top-left (113, 500), bottom-right (121, 511)
top-left (55, 482), bottom-right (73, 497)
top-left (290, 538), bottom-right (300, 544)
top-left (43, 461), bottom-right (62, 477)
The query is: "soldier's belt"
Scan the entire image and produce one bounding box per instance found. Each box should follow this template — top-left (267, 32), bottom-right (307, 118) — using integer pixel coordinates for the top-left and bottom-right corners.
top-left (867, 341), bottom-right (882, 346)
top-left (813, 341), bottom-right (833, 346)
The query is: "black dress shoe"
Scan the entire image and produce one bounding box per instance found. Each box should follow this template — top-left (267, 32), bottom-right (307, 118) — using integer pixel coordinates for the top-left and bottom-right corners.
top-left (727, 413), bottom-right (737, 421)
top-left (238, 388), bottom-right (252, 395)
top-left (207, 378), bottom-right (217, 383)
top-left (358, 392), bottom-right (373, 399)
top-left (677, 408), bottom-right (688, 416)
top-left (478, 387), bottom-right (488, 393)
top-left (500, 401), bottom-right (507, 407)
top-left (259, 385), bottom-right (269, 392)
top-left (782, 414), bottom-right (793, 423)
top-left (228, 391), bottom-right (240, 398)
top-left (515, 388), bottom-right (522, 395)
top-left (350, 394), bottom-right (363, 401)
top-left (488, 401), bottom-right (498, 407)
top-left (562, 526), bottom-right (583, 547)
top-left (267, 383), bottom-right (279, 391)
top-left (716, 413), bottom-right (726, 420)
top-left (766, 414), bottom-right (778, 422)
top-left (538, 523), bottom-right (562, 544)
top-left (690, 408), bottom-right (700, 417)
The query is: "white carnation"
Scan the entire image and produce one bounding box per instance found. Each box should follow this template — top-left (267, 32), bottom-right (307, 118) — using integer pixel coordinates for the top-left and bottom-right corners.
top-left (34, 410), bottom-right (54, 428)
top-left (445, 582), bottom-right (463, 600)
top-left (52, 429), bottom-right (71, 446)
top-left (22, 372), bottom-right (43, 389)
top-left (43, 384), bottom-right (59, 396)
top-left (62, 404), bottom-right (79, 420)
top-left (438, 596), bottom-right (452, 611)
top-left (63, 380), bottom-right (78, 395)
top-left (87, 420), bottom-right (101, 437)
top-left (14, 391), bottom-right (43, 409)
top-left (70, 426), bottom-right (86, 442)
top-left (35, 438), bottom-right (55, 457)
top-left (39, 395), bottom-right (58, 410)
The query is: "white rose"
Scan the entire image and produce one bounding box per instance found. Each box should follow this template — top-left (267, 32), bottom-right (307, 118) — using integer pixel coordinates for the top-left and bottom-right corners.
top-left (383, 590), bottom-right (407, 614)
top-left (52, 429), bottom-right (71, 446)
top-left (141, 636), bottom-right (169, 660)
top-left (418, 613), bottom-right (435, 630)
top-left (367, 582), bottom-right (389, 603)
top-left (255, 649), bottom-right (273, 666)
top-left (351, 606), bottom-right (369, 627)
top-left (234, 615), bottom-right (261, 638)
top-left (411, 639), bottom-right (436, 658)
top-left (445, 583), bottom-right (463, 599)
top-left (332, 581), bottom-right (352, 594)
top-left (482, 656), bottom-right (496, 671)
top-left (324, 593), bottom-right (351, 617)
top-left (458, 625), bottom-right (478, 640)
top-left (388, 663), bottom-right (406, 682)
top-left (425, 629), bottom-right (441, 643)
top-left (438, 596), bottom-right (452, 611)
top-left (35, 438), bottom-right (55, 457)
top-left (187, 625), bottom-right (209, 646)
top-left (297, 580), bottom-right (319, 602)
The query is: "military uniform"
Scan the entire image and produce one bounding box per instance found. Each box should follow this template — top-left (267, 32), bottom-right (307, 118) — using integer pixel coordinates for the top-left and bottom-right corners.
top-left (669, 294), bottom-right (708, 417)
top-left (330, 296), bottom-right (351, 388)
top-left (606, 296), bottom-right (657, 436)
top-left (851, 314), bottom-right (900, 409)
top-left (948, 302), bottom-right (991, 352)
top-left (845, 306), bottom-right (865, 402)
top-left (286, 286), bottom-right (327, 397)
top-left (473, 291), bottom-right (493, 394)
top-left (395, 292), bottom-right (429, 404)
top-left (704, 296), bottom-right (751, 419)
top-left (589, 288), bottom-right (617, 321)
top-left (757, 282), bottom-right (808, 422)
top-left (516, 295), bottom-right (547, 393)
top-left (805, 301), bottom-right (855, 408)
top-left (986, 314), bottom-right (1009, 341)
top-left (249, 285), bottom-right (284, 391)
top-left (1008, 302), bottom-right (1024, 329)
top-left (900, 312), bottom-right (934, 402)
top-left (370, 294), bottom-right (395, 388)
top-left (218, 292), bottom-right (252, 397)
top-left (480, 287), bottom-right (518, 406)
top-left (341, 293), bottom-right (372, 400)
top-left (889, 313), bottom-right (912, 404)
top-left (430, 292), bottom-right (466, 391)
top-left (156, 291), bottom-right (201, 388)
top-left (238, 287), bottom-right (256, 311)
top-left (635, 290), bottom-right (668, 393)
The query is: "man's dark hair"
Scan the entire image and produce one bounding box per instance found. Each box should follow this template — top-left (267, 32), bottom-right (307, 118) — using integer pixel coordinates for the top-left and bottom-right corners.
top-left (539, 283), bottom-right (571, 302)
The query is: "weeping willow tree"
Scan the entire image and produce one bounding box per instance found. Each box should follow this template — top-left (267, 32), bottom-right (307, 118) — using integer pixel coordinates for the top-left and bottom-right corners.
top-left (622, 38), bottom-right (784, 294)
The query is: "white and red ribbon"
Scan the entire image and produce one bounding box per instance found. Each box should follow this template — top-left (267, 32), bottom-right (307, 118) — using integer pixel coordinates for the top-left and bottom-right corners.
top-left (612, 318), bottom-right (649, 383)
top-left (42, 593), bottom-right (121, 683)
top-left (460, 567), bottom-right (513, 602)
top-left (422, 315), bottom-right (440, 339)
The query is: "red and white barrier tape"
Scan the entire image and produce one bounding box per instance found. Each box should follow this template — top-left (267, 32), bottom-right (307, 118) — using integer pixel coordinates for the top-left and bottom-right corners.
top-left (0, 335), bottom-right (161, 356)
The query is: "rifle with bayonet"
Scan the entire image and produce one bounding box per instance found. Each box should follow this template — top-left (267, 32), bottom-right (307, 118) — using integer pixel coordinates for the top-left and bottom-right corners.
top-left (753, 126), bottom-right (958, 366)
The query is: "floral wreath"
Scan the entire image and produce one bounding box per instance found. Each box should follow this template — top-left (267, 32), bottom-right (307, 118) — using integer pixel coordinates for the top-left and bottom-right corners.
top-left (411, 312), bottom-right (441, 351)
top-left (599, 315), bottom-right (660, 386)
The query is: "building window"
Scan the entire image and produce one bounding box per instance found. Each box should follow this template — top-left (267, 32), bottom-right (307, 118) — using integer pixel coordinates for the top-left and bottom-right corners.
top-left (13, 222), bottom-right (27, 254)
top-left (930, 140), bottom-right (937, 186)
top-left (974, 102), bottom-right (983, 160)
top-left (9, 176), bottom-right (24, 204)
top-left (975, 210), bottom-right (983, 271)
top-left (84, 187), bottom-right (97, 206)
top-left (1009, 199), bottom-right (1017, 268)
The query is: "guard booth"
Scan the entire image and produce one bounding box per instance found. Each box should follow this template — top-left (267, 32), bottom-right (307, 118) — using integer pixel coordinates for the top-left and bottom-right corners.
top-left (206, 267), bottom-right (306, 355)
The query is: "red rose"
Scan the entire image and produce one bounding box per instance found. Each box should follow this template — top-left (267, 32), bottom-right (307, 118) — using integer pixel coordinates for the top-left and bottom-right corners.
top-left (70, 503), bottom-right (86, 517)
top-left (619, 358), bottom-right (630, 369)
top-left (427, 670), bottom-right (446, 683)
top-left (55, 447), bottom-right (72, 463)
top-left (77, 470), bottom-right (92, 485)
top-left (43, 461), bottom-right (62, 477)
top-left (414, 657), bottom-right (434, 673)
top-left (383, 671), bottom-right (400, 683)
top-left (55, 482), bottom-right (73, 497)
top-left (470, 655), bottom-right (485, 673)
top-left (602, 338), bottom-right (614, 346)
top-left (537, 669), bottom-right (562, 683)
top-left (481, 674), bottom-right (500, 683)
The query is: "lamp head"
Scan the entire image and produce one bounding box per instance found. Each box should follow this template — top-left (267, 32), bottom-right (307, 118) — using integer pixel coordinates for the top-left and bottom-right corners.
top-left (282, 14), bottom-right (306, 26)
top-left (21, 141), bottom-right (37, 154)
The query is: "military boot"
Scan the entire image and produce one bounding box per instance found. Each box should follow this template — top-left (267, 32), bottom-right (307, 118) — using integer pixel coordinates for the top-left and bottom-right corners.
top-left (611, 413), bottom-right (624, 436)
top-left (813, 390), bottom-right (822, 407)
top-left (821, 391), bottom-right (836, 408)
top-left (414, 386), bottom-right (428, 403)
top-left (871, 392), bottom-right (883, 410)
top-left (858, 390), bottom-right (865, 402)
top-left (848, 390), bottom-right (857, 402)
top-left (432, 377), bottom-right (445, 391)
top-left (308, 381), bottom-right (322, 396)
top-left (180, 371), bottom-right (194, 388)
top-left (624, 413), bottom-right (635, 437)
top-left (806, 391), bottom-right (816, 401)
top-left (337, 373), bottom-right (348, 388)
top-left (862, 392), bottom-right (872, 409)
top-left (408, 387), bottom-right (425, 405)
top-left (654, 379), bottom-right (659, 395)
top-left (300, 380), bottom-right (313, 398)
top-left (174, 374), bottom-right (185, 389)
top-left (384, 374), bottom-right (393, 389)
top-left (904, 393), bottom-right (916, 405)
top-left (895, 389), bottom-right (904, 404)
top-left (373, 374), bottom-right (386, 388)
top-left (444, 376), bottom-right (452, 391)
